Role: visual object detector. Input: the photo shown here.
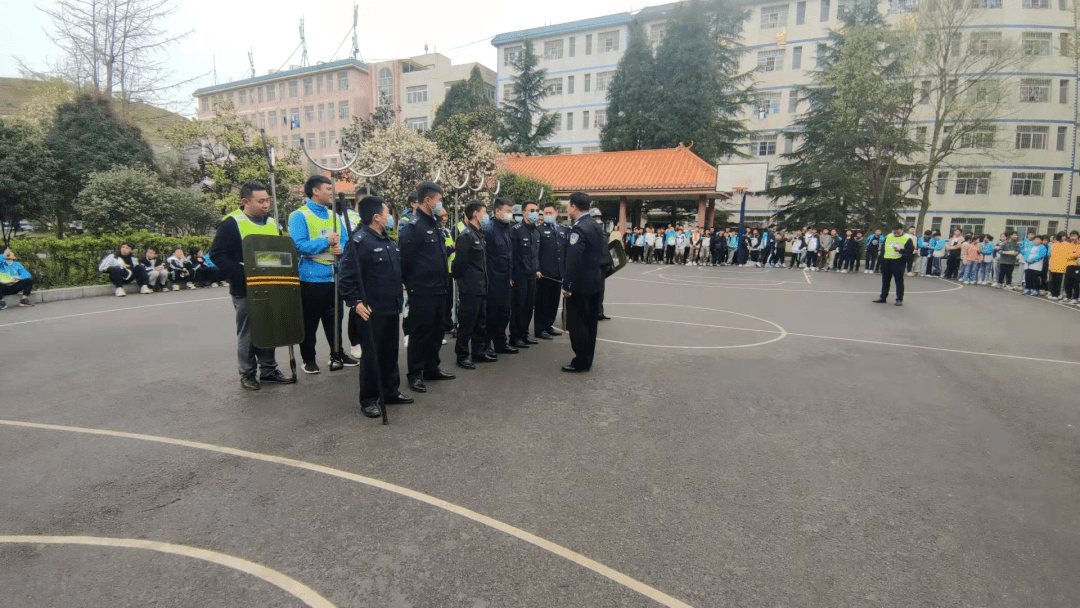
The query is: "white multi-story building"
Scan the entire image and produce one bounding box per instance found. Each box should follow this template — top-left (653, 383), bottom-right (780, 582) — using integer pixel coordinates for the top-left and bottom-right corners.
top-left (492, 1), bottom-right (1078, 234)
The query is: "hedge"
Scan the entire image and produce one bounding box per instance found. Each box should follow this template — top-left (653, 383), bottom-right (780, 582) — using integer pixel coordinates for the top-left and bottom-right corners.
top-left (8, 231), bottom-right (213, 290)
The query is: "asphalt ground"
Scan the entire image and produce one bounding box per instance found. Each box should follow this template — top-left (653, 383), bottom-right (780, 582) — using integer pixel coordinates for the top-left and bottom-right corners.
top-left (1, 263), bottom-right (1078, 608)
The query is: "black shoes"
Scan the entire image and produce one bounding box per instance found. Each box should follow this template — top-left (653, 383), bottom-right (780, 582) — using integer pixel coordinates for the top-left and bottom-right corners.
top-left (597, 315), bottom-right (611, 321)
top-left (457, 359), bottom-right (476, 370)
top-left (561, 364), bottom-right (589, 373)
top-left (535, 331), bottom-right (554, 340)
top-left (360, 402), bottom-right (382, 418)
top-left (260, 370), bottom-right (296, 384)
top-left (302, 360), bottom-right (321, 374)
top-left (424, 369), bottom-right (457, 380)
top-left (872, 299), bottom-right (887, 304)
top-left (474, 353), bottom-right (498, 363)
top-left (240, 376), bottom-right (261, 391)
top-left (494, 346), bottom-right (520, 354)
top-left (408, 377), bottom-right (427, 393)
top-left (330, 353), bottom-right (360, 368)
top-left (509, 339), bottom-right (530, 349)
top-left (384, 393), bottom-right (414, 405)
top-left (522, 336), bottom-right (540, 345)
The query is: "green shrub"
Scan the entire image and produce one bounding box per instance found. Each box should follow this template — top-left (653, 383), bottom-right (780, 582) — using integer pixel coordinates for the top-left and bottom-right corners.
top-left (8, 230), bottom-right (212, 289)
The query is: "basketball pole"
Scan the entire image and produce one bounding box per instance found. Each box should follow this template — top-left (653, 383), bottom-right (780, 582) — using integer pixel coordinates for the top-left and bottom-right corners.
top-left (735, 187), bottom-right (748, 255)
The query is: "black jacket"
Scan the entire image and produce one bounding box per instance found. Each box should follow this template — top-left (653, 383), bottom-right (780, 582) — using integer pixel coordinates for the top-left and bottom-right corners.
top-left (451, 223), bottom-right (488, 296)
top-left (208, 215), bottom-right (273, 297)
top-left (484, 220), bottom-right (513, 300)
top-left (563, 214), bottom-right (606, 296)
top-left (510, 221), bottom-right (540, 280)
top-left (398, 208), bottom-right (449, 296)
top-left (537, 222), bottom-right (567, 279)
top-left (339, 225), bottom-right (403, 315)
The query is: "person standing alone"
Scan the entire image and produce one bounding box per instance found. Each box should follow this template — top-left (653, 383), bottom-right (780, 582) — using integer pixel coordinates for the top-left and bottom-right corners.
top-left (873, 225), bottom-right (915, 306)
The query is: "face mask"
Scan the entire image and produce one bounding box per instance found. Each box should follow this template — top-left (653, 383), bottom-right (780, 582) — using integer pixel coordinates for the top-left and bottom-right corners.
top-left (514, 215), bottom-right (522, 223)
top-left (480, 214), bottom-right (491, 228)
top-left (543, 215), bottom-right (556, 224)
top-left (385, 215), bottom-right (395, 230)
top-left (528, 211), bottom-right (539, 223)
top-left (500, 212), bottom-right (513, 223)
top-left (434, 202), bottom-right (443, 214)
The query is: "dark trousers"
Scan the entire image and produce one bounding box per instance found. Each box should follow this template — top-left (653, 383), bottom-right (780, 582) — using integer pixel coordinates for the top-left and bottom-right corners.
top-left (1024, 268), bottom-right (1045, 291)
top-left (485, 295), bottom-right (512, 350)
top-left (357, 313), bottom-right (401, 407)
top-left (879, 258), bottom-right (906, 301)
top-left (232, 295), bottom-right (278, 379)
top-left (510, 277), bottom-right (537, 340)
top-left (404, 293), bottom-right (445, 378)
top-left (534, 277), bottom-right (561, 335)
top-left (597, 275), bottom-right (606, 317)
top-left (842, 253), bottom-right (857, 271)
top-left (1049, 272), bottom-right (1064, 297)
top-left (107, 266), bottom-right (148, 288)
top-left (347, 308), bottom-right (362, 347)
top-left (443, 276), bottom-right (455, 331)
top-left (566, 292), bottom-right (600, 370)
top-left (865, 249), bottom-right (879, 272)
top-left (1063, 266), bottom-right (1080, 299)
top-left (806, 251), bottom-right (818, 268)
top-left (945, 256), bottom-right (961, 279)
top-left (455, 293), bottom-right (487, 360)
top-left (997, 264), bottom-right (1016, 285)
top-left (299, 281), bottom-right (343, 363)
top-left (1, 278), bottom-right (32, 297)
top-left (665, 245), bottom-right (675, 264)
top-left (194, 266), bottom-right (220, 287)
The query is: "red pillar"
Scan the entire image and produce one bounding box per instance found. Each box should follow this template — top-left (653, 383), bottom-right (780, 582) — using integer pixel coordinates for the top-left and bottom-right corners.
top-left (706, 198), bottom-right (716, 231)
top-left (619, 196), bottom-right (628, 233)
top-left (697, 195), bottom-right (707, 230)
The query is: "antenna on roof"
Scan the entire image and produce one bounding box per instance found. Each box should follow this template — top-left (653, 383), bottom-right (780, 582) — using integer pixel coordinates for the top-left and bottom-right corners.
top-left (247, 48), bottom-right (255, 79)
top-left (350, 4), bottom-right (363, 61)
top-left (212, 55), bottom-right (218, 85)
top-left (299, 18), bottom-right (309, 67)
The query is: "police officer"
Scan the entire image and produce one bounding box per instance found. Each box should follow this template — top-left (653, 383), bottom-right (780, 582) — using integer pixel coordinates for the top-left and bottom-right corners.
top-left (484, 198), bottom-right (518, 355)
top-left (208, 181), bottom-right (295, 390)
top-left (397, 191), bottom-right (419, 239)
top-left (345, 186), bottom-right (375, 360)
top-left (451, 201), bottom-right (497, 369)
top-left (399, 182), bottom-right (456, 393)
top-left (534, 203), bottom-right (566, 339)
top-left (510, 201), bottom-right (541, 348)
top-left (562, 192), bottom-right (606, 372)
top-left (873, 224), bottom-right (915, 307)
top-left (339, 196), bottom-right (415, 417)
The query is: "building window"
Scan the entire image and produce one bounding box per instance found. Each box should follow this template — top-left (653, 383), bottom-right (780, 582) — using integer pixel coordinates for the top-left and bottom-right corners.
top-left (935, 172), bottom-right (949, 195)
top-left (1061, 79), bottom-right (1070, 103)
top-left (751, 133), bottom-right (778, 156)
top-left (758, 92), bottom-right (782, 115)
top-left (239, 89), bottom-right (246, 105)
top-left (406, 85), bottom-right (427, 104)
top-left (544, 78), bottom-right (563, 96)
top-left (279, 83), bottom-right (286, 100)
top-left (318, 104), bottom-right (325, 122)
top-left (972, 0), bottom-right (1001, 6)
top-left (595, 109), bottom-right (607, 128)
top-left (304, 78), bottom-right (313, 95)
top-left (289, 81), bottom-right (298, 97)
top-left (954, 171), bottom-right (990, 195)
top-left (949, 217), bottom-right (987, 236)
top-left (788, 89), bottom-right (799, 113)
top-left (586, 34), bottom-right (593, 55)
top-left (338, 101), bottom-right (349, 119)
top-left (257, 87), bottom-right (264, 102)
top-left (319, 132), bottom-right (326, 149)
top-left (257, 113), bottom-right (265, 128)
top-left (544, 39), bottom-right (564, 60)
top-left (569, 36), bottom-right (576, 57)
top-left (758, 49), bottom-right (785, 72)
top-left (377, 68), bottom-right (393, 105)
top-left (820, 0), bottom-right (831, 21)
top-left (200, 96), bottom-right (209, 111)
top-left (305, 133), bottom-right (315, 148)
top-left (784, 133), bottom-right (795, 153)
top-left (649, 24), bottom-right (666, 47)
top-left (916, 126), bottom-right (928, 143)
top-left (316, 76), bottom-right (323, 94)
top-left (568, 75), bottom-right (575, 94)
top-left (304, 106), bottom-right (315, 122)
top-left (289, 108), bottom-right (300, 127)
top-left (1011, 172), bottom-right (1045, 196)
top-left (595, 71), bottom-right (615, 92)
top-left (792, 46), bottom-right (802, 69)
top-left (598, 30), bottom-right (620, 52)
top-left (888, 0), bottom-right (918, 12)
top-left (960, 128), bottom-right (994, 148)
top-left (1048, 220), bottom-right (1060, 234)
top-left (1023, 32), bottom-right (1052, 55)
top-left (326, 74), bottom-right (333, 91)
top-left (267, 86), bottom-right (276, 101)
top-left (583, 146), bottom-right (601, 153)
top-left (552, 113), bottom-right (561, 132)
top-left (931, 217), bottom-right (943, 233)
top-left (583, 110), bottom-right (590, 129)
top-left (327, 102), bottom-right (334, 120)
top-left (292, 134), bottom-right (301, 148)
top-left (1061, 0), bottom-right (1070, 9)
top-left (329, 130), bottom-right (336, 147)
top-left (1016, 125), bottom-right (1049, 149)
top-left (406, 117), bottom-right (428, 132)
top-left (1023, 0), bottom-right (1049, 6)
top-left (1062, 33), bottom-right (1071, 56)
top-left (970, 32), bottom-right (1002, 54)
top-left (1006, 218), bottom-right (1040, 235)
top-left (566, 112), bottom-right (574, 131)
top-left (584, 73), bottom-right (592, 92)
top-left (502, 83), bottom-right (514, 101)
top-left (268, 110), bottom-right (277, 127)
top-left (816, 43), bottom-right (828, 67)
top-left (1052, 172), bottom-right (1064, 196)
top-left (796, 1), bottom-right (806, 23)
top-left (1058, 126), bottom-right (1068, 150)
top-left (1019, 78), bottom-right (1051, 103)
top-left (762, 5), bottom-right (789, 28)
top-left (338, 72), bottom-right (349, 90)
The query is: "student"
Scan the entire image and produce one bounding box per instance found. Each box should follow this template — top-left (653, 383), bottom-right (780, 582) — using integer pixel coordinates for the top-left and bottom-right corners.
top-left (665, 227), bottom-right (677, 264)
top-left (748, 229), bottom-right (762, 267)
top-left (139, 247), bottom-right (170, 292)
top-left (944, 229), bottom-right (965, 280)
top-left (863, 230), bottom-right (883, 274)
top-left (915, 230), bottom-right (933, 276)
top-left (805, 230), bottom-right (820, 270)
top-left (167, 247), bottom-right (196, 290)
top-left (1047, 232), bottom-right (1074, 300)
top-left (977, 235), bottom-right (995, 285)
top-left (674, 228), bottom-right (687, 264)
top-left (928, 231), bottom-right (945, 276)
top-left (643, 228), bottom-right (656, 265)
top-left (0, 248), bottom-right (34, 308)
top-left (1023, 235), bottom-right (1048, 296)
top-left (634, 228), bottom-right (646, 263)
top-left (99, 242), bottom-right (151, 296)
top-left (789, 230), bottom-right (805, 268)
top-left (769, 233), bottom-right (786, 267)
top-left (726, 230), bottom-right (739, 264)
top-left (699, 231), bottom-right (711, 264)
top-left (1061, 231), bottom-right (1080, 304)
top-left (995, 232), bottom-right (1021, 288)
top-left (839, 229), bottom-right (858, 272)
top-left (852, 231), bottom-right (864, 272)
top-left (818, 229), bottom-right (835, 272)
top-left (959, 233), bottom-right (980, 284)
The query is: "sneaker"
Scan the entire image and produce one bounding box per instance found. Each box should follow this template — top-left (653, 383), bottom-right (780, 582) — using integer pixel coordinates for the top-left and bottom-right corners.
top-left (139, 285), bottom-right (152, 294)
top-left (332, 353), bottom-right (360, 367)
top-left (172, 284), bottom-right (181, 291)
top-left (302, 360), bottom-right (320, 374)
top-left (19, 297), bottom-right (34, 307)
top-left (442, 338), bottom-right (447, 345)
top-left (115, 287), bottom-right (126, 297)
top-left (0, 300), bottom-right (6, 310)
top-left (906, 272), bottom-right (915, 277)
top-left (186, 282), bottom-right (195, 289)
top-left (349, 343), bottom-right (363, 359)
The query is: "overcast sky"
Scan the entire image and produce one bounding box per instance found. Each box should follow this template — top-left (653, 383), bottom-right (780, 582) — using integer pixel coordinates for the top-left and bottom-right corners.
top-left (1, 0), bottom-right (660, 116)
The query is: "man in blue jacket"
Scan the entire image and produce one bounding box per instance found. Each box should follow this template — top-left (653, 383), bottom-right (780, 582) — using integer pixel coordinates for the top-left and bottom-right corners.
top-left (0, 248), bottom-right (34, 309)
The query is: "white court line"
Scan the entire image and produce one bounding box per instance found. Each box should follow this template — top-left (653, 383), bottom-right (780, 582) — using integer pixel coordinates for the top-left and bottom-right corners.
top-left (0, 420), bottom-right (694, 608)
top-left (614, 275), bottom-right (965, 295)
top-left (0, 535), bottom-right (335, 608)
top-left (0, 297), bottom-right (230, 328)
top-left (802, 268), bottom-right (812, 284)
top-left (604, 303), bottom-right (1080, 366)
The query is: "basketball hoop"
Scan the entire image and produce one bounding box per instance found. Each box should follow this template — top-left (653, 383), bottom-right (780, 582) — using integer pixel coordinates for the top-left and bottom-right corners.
top-left (733, 187), bottom-right (747, 196)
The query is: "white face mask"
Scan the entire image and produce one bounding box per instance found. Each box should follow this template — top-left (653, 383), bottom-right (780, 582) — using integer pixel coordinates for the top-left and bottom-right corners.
top-left (500, 212), bottom-right (514, 223)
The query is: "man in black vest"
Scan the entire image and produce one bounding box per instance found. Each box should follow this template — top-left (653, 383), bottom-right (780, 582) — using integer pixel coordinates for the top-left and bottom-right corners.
top-left (561, 192), bottom-right (606, 372)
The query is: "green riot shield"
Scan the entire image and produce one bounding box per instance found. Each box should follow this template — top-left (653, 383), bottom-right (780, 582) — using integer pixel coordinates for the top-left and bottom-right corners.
top-left (605, 239), bottom-right (627, 278)
top-left (242, 234), bottom-right (305, 348)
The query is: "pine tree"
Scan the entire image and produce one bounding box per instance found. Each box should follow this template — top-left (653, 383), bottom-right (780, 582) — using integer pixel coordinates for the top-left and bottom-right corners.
top-left (499, 41), bottom-right (559, 155)
top-left (432, 66), bottom-right (496, 135)
top-left (601, 19), bottom-right (658, 152)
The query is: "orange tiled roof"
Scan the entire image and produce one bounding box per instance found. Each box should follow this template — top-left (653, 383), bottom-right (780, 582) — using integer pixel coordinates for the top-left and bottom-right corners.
top-left (504, 145), bottom-right (719, 194)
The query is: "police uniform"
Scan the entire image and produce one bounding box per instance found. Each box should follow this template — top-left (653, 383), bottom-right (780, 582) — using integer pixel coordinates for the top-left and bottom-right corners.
top-left (340, 224), bottom-right (405, 409)
top-left (208, 211), bottom-right (285, 382)
top-left (509, 220), bottom-right (540, 344)
top-left (339, 207), bottom-right (365, 352)
top-left (563, 212), bottom-right (606, 371)
top-left (450, 222), bottom-right (488, 363)
top-left (876, 232), bottom-right (915, 305)
top-left (483, 217), bottom-right (515, 352)
top-left (535, 221), bottom-right (567, 337)
top-left (399, 208), bottom-right (451, 381)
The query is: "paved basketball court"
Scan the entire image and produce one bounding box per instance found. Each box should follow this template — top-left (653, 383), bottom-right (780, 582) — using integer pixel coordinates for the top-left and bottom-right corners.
top-left (1, 263), bottom-right (1078, 607)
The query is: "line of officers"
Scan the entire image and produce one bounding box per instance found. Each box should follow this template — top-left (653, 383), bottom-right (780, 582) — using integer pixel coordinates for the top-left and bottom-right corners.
top-left (340, 184), bottom-right (607, 418)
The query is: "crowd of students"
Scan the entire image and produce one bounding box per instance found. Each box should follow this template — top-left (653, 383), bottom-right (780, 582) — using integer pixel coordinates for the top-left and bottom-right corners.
top-left (97, 243), bottom-right (226, 297)
top-left (622, 224), bottom-right (1080, 304)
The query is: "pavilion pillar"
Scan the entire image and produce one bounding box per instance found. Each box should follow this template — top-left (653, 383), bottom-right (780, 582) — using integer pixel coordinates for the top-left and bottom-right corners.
top-left (706, 198), bottom-right (716, 231)
top-left (619, 195), bottom-right (628, 233)
top-left (697, 194), bottom-right (707, 230)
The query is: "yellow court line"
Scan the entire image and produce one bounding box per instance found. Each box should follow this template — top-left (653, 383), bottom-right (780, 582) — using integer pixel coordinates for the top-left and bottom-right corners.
top-left (0, 420), bottom-right (695, 608)
top-left (0, 535), bottom-right (336, 608)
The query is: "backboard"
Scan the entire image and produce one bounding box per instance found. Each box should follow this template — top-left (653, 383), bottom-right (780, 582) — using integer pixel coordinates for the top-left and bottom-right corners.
top-left (716, 162), bottom-right (770, 194)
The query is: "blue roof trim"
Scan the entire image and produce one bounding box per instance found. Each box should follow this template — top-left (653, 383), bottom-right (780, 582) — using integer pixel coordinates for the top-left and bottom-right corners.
top-left (491, 3), bottom-right (681, 46)
top-left (193, 59), bottom-right (368, 96)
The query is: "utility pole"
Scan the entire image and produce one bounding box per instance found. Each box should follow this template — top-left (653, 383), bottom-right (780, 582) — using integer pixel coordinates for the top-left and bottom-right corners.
top-left (299, 18), bottom-right (309, 67)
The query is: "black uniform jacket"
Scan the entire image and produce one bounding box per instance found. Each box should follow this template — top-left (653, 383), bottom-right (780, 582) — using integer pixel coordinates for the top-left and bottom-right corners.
top-left (340, 224), bottom-right (404, 316)
top-left (537, 222), bottom-right (567, 279)
top-left (398, 208), bottom-right (448, 296)
top-left (510, 221), bottom-right (540, 281)
top-left (563, 214), bottom-right (606, 296)
top-left (451, 223), bottom-right (488, 296)
top-left (484, 219), bottom-right (513, 300)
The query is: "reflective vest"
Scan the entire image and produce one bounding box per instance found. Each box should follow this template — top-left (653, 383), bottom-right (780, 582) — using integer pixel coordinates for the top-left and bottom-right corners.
top-left (222, 208), bottom-right (244, 222)
top-left (342, 209), bottom-right (361, 234)
top-left (445, 228), bottom-right (455, 270)
top-left (298, 207), bottom-right (344, 264)
top-left (883, 233), bottom-right (909, 259)
top-left (233, 213), bottom-right (281, 239)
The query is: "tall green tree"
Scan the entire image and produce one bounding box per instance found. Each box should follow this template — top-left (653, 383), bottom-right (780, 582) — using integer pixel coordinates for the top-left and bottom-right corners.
top-left (499, 41), bottom-right (559, 155)
top-left (772, 0), bottom-right (921, 231)
top-left (45, 93), bottom-right (156, 237)
top-left (432, 66), bottom-right (497, 136)
top-left (0, 119), bottom-right (61, 247)
top-left (601, 19), bottom-right (659, 152)
top-left (652, 0), bottom-right (752, 163)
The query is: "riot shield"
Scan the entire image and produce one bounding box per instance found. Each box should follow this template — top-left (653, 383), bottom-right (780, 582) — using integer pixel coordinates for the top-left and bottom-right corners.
top-left (605, 239), bottom-right (627, 278)
top-left (242, 234), bottom-right (305, 348)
